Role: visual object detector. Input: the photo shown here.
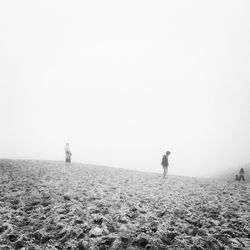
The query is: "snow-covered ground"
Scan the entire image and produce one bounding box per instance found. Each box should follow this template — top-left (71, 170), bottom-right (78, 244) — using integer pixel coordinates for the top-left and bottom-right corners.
top-left (0, 159), bottom-right (249, 250)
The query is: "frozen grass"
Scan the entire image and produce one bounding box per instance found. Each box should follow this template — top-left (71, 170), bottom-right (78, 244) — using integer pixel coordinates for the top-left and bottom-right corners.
top-left (0, 159), bottom-right (249, 250)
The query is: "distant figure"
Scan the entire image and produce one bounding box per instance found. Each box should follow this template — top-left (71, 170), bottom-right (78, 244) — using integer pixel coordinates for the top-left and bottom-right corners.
top-left (235, 175), bottom-right (239, 181)
top-left (161, 151), bottom-right (171, 179)
top-left (239, 168), bottom-right (245, 181)
top-left (64, 143), bottom-right (72, 163)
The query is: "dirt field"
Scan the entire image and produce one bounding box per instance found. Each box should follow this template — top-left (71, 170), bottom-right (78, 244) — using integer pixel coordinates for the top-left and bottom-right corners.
top-left (0, 159), bottom-right (249, 250)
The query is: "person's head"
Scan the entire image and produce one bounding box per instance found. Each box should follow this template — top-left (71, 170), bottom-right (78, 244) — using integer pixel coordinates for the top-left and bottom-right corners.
top-left (166, 151), bottom-right (171, 155)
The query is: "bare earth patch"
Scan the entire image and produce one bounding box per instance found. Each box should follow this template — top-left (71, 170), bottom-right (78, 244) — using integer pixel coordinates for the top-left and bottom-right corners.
top-left (0, 159), bottom-right (249, 250)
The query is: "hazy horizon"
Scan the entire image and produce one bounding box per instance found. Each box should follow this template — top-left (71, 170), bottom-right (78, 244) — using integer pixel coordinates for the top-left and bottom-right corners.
top-left (1, 1), bottom-right (250, 178)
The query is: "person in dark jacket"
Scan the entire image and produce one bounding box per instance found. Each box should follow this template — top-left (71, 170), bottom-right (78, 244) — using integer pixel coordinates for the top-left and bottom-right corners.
top-left (161, 151), bottom-right (171, 179)
top-left (239, 168), bottom-right (245, 181)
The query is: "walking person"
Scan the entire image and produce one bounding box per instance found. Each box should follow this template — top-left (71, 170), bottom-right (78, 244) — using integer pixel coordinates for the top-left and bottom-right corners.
top-left (65, 142), bottom-right (72, 163)
top-left (161, 151), bottom-right (171, 179)
top-left (239, 168), bottom-right (245, 181)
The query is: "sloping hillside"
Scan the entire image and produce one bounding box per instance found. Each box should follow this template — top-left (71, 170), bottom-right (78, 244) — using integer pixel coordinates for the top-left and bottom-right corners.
top-left (0, 159), bottom-right (249, 250)
top-left (215, 165), bottom-right (250, 182)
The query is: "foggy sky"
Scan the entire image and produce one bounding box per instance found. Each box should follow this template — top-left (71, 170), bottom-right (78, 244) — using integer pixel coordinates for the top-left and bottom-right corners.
top-left (1, 1), bottom-right (250, 177)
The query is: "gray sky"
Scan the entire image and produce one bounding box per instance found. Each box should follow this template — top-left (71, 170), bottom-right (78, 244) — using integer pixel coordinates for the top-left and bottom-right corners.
top-left (1, 1), bottom-right (250, 177)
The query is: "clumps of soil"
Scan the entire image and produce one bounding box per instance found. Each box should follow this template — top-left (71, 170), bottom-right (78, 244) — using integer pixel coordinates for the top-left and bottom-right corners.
top-left (0, 159), bottom-right (249, 249)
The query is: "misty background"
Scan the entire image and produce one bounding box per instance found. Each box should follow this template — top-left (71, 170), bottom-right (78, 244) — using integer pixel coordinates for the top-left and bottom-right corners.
top-left (0, 1), bottom-right (250, 178)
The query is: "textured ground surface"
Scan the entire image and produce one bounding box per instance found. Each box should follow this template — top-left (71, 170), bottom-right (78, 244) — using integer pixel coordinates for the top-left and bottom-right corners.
top-left (0, 159), bottom-right (249, 250)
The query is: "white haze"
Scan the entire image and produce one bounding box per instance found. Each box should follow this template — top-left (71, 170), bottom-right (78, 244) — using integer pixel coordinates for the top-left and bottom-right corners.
top-left (0, 1), bottom-right (250, 177)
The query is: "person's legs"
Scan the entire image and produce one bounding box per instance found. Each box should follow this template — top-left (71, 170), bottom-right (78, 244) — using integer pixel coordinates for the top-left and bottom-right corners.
top-left (162, 166), bottom-right (168, 178)
top-left (162, 167), bottom-right (165, 178)
top-left (165, 167), bottom-right (168, 177)
top-left (239, 175), bottom-right (245, 181)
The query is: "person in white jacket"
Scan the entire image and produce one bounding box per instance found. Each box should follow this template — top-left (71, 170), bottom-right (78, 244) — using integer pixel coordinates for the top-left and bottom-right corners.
top-left (64, 142), bottom-right (72, 163)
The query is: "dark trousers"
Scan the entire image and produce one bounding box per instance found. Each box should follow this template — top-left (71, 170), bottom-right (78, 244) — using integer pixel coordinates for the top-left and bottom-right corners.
top-left (66, 157), bottom-right (71, 163)
top-left (239, 175), bottom-right (245, 181)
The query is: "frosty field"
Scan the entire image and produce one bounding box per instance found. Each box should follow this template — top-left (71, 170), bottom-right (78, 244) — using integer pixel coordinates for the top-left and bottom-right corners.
top-left (0, 159), bottom-right (249, 250)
